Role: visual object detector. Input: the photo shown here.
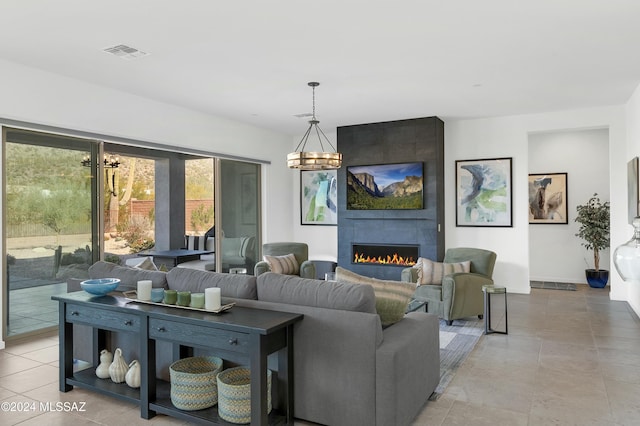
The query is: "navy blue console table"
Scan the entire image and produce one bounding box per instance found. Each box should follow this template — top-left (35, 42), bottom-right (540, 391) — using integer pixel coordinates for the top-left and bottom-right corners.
top-left (53, 291), bottom-right (302, 425)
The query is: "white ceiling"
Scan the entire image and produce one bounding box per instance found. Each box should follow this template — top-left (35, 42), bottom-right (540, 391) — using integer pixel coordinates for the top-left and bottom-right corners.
top-left (1, 0), bottom-right (640, 135)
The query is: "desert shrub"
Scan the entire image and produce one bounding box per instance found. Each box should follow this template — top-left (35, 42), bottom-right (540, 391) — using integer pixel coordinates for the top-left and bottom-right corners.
top-left (104, 254), bottom-right (121, 264)
top-left (119, 215), bottom-right (155, 253)
top-left (61, 253), bottom-right (83, 265)
top-left (130, 238), bottom-right (155, 252)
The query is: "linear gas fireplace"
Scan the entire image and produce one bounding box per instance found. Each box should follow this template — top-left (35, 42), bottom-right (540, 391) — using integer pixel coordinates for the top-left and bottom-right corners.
top-left (352, 243), bottom-right (419, 267)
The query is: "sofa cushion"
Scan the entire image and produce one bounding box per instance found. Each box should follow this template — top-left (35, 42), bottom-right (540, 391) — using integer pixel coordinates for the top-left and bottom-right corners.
top-left (256, 272), bottom-right (377, 313)
top-left (263, 253), bottom-right (299, 275)
top-left (335, 267), bottom-right (416, 327)
top-left (166, 268), bottom-right (257, 299)
top-left (414, 258), bottom-right (471, 285)
top-left (88, 261), bottom-right (167, 291)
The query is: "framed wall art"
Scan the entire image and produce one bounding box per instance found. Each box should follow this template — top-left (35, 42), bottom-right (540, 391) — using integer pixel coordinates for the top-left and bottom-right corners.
top-left (456, 157), bottom-right (512, 227)
top-left (300, 170), bottom-right (338, 225)
top-left (528, 172), bottom-right (568, 224)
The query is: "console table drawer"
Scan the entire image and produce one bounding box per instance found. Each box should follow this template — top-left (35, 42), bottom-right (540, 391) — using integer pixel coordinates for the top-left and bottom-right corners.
top-left (149, 318), bottom-right (249, 353)
top-left (66, 304), bottom-right (140, 331)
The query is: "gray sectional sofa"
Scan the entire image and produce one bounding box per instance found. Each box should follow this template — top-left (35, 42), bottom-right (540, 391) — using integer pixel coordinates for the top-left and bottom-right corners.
top-left (69, 261), bottom-right (440, 426)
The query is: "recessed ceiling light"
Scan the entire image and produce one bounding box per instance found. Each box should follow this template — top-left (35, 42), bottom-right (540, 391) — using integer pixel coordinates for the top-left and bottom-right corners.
top-left (103, 44), bottom-right (149, 60)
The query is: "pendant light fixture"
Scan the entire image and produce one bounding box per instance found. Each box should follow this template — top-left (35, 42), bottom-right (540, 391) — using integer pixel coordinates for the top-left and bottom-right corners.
top-left (287, 82), bottom-right (342, 170)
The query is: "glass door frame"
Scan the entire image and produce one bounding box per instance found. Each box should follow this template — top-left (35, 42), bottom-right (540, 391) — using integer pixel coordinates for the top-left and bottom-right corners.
top-left (2, 127), bottom-right (101, 341)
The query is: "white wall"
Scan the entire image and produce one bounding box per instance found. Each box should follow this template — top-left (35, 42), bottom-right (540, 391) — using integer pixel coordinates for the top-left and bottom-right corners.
top-left (444, 106), bottom-right (626, 296)
top-left (0, 59), bottom-right (295, 346)
top-left (528, 128), bottom-right (610, 283)
top-left (625, 83), bottom-right (640, 314)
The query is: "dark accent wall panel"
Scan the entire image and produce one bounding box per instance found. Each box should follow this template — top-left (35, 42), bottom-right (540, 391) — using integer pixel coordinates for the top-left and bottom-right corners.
top-left (337, 117), bottom-right (445, 280)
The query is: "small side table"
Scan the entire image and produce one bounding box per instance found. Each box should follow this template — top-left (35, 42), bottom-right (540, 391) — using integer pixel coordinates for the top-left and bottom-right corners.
top-left (482, 285), bottom-right (508, 335)
top-left (406, 298), bottom-right (427, 313)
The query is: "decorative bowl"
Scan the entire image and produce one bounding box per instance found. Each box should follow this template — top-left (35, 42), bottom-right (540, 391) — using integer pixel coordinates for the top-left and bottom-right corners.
top-left (80, 278), bottom-right (121, 295)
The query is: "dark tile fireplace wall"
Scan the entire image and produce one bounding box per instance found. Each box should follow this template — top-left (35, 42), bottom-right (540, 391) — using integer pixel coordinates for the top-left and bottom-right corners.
top-left (337, 117), bottom-right (445, 280)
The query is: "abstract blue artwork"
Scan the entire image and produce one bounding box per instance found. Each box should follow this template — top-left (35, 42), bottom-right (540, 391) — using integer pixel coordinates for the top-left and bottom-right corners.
top-left (301, 170), bottom-right (338, 225)
top-left (456, 157), bottom-right (512, 227)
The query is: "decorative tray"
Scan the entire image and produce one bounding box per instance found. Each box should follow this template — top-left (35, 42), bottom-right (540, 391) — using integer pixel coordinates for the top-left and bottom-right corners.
top-left (122, 290), bottom-right (235, 314)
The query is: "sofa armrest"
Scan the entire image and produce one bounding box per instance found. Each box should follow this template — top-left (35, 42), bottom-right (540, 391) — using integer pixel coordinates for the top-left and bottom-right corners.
top-left (401, 267), bottom-right (419, 283)
top-left (299, 260), bottom-right (316, 279)
top-left (254, 260), bottom-right (271, 276)
top-left (377, 312), bottom-right (440, 426)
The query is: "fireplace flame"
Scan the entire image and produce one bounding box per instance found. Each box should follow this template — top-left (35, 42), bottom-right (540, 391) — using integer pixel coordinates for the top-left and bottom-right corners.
top-left (353, 252), bottom-right (416, 266)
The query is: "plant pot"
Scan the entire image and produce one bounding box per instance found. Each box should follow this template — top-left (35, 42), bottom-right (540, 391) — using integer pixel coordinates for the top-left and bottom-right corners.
top-left (585, 269), bottom-right (609, 288)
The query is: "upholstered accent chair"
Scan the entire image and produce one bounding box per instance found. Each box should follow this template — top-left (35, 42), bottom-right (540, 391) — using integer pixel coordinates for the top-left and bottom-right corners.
top-left (254, 242), bottom-right (316, 279)
top-left (401, 247), bottom-right (497, 325)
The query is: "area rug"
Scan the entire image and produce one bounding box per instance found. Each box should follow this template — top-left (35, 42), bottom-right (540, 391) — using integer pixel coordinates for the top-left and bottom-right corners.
top-left (530, 280), bottom-right (576, 291)
top-left (429, 318), bottom-right (484, 400)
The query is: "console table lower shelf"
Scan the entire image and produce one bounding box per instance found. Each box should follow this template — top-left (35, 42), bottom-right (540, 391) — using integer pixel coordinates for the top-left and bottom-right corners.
top-left (150, 379), bottom-right (288, 425)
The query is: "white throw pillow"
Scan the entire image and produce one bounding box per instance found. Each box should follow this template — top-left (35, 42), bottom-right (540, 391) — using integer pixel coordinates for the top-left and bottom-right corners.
top-left (133, 256), bottom-right (158, 271)
top-left (264, 253), bottom-right (299, 275)
top-left (413, 258), bottom-right (471, 285)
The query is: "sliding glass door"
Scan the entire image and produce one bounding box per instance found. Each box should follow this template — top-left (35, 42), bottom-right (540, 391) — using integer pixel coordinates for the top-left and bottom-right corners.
top-left (2, 127), bottom-right (264, 339)
top-left (218, 159), bottom-right (260, 274)
top-left (3, 128), bottom-right (99, 338)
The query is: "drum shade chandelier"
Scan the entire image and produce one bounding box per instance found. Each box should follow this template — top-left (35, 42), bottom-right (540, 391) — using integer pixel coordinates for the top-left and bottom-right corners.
top-left (287, 82), bottom-right (342, 170)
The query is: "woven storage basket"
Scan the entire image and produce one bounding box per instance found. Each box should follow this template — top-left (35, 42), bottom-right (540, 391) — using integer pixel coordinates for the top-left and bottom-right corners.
top-left (169, 356), bottom-right (223, 411)
top-left (217, 366), bottom-right (272, 424)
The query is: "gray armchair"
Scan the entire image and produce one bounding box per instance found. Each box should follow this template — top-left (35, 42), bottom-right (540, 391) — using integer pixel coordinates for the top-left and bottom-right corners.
top-left (254, 242), bottom-right (316, 279)
top-left (401, 247), bottom-right (497, 325)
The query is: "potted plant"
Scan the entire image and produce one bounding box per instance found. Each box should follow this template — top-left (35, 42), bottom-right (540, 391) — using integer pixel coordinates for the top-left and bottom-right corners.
top-left (575, 193), bottom-right (610, 288)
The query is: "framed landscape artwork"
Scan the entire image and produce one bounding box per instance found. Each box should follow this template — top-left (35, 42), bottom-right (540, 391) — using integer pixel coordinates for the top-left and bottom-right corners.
top-left (528, 172), bottom-right (568, 224)
top-left (456, 157), bottom-right (512, 227)
top-left (300, 170), bottom-right (337, 225)
top-left (346, 162), bottom-right (424, 210)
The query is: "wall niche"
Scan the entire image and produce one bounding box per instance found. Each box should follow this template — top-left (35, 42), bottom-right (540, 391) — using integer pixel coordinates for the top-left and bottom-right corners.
top-left (336, 117), bottom-right (445, 280)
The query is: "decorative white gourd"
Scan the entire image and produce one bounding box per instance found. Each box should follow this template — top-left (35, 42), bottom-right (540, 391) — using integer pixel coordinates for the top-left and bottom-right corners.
top-left (96, 349), bottom-right (112, 379)
top-left (108, 348), bottom-right (128, 383)
top-left (125, 360), bottom-right (141, 388)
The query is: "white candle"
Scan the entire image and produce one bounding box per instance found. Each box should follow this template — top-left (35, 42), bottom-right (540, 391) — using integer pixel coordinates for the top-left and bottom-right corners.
top-left (205, 287), bottom-right (221, 311)
top-left (137, 280), bottom-right (152, 301)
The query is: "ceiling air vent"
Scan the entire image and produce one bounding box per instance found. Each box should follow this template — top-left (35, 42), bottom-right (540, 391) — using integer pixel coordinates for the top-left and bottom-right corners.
top-left (103, 44), bottom-right (149, 60)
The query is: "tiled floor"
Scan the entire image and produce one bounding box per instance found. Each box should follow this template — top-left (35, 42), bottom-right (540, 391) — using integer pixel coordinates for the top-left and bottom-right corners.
top-left (7, 284), bottom-right (64, 336)
top-left (1, 285), bottom-right (639, 425)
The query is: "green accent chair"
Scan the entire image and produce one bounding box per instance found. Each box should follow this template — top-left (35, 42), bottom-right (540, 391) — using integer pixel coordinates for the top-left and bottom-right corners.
top-left (254, 242), bottom-right (317, 279)
top-left (401, 247), bottom-right (497, 325)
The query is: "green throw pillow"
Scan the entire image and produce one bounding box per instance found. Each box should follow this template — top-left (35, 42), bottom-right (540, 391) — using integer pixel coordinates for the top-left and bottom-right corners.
top-left (335, 266), bottom-right (416, 327)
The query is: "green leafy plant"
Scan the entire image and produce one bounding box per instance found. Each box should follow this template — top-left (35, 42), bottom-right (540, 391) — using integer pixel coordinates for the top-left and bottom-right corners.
top-left (190, 203), bottom-right (214, 234)
top-left (575, 193), bottom-right (610, 271)
top-left (104, 254), bottom-right (122, 265)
